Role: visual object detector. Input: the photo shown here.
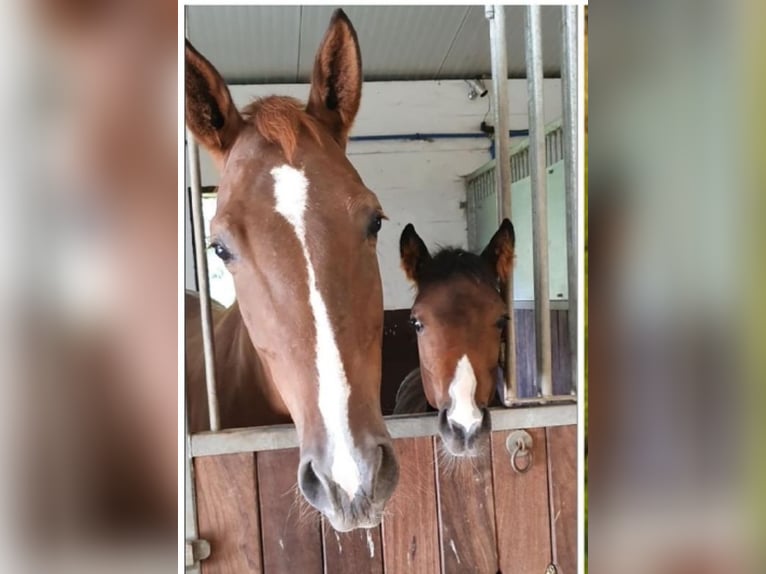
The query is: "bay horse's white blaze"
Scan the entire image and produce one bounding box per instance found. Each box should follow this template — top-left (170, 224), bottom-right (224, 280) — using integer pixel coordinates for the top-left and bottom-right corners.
top-left (447, 355), bottom-right (482, 432)
top-left (271, 165), bottom-right (361, 499)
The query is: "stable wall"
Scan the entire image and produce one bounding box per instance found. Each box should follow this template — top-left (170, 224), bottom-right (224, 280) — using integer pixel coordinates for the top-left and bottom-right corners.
top-left (185, 79), bottom-right (562, 310)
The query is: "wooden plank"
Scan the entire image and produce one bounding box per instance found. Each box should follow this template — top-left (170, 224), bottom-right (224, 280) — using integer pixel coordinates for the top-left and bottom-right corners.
top-left (514, 309), bottom-right (538, 398)
top-left (256, 448), bottom-right (322, 574)
top-left (551, 310), bottom-right (573, 395)
top-left (381, 437), bottom-right (440, 573)
top-left (547, 425), bottom-right (577, 574)
top-left (435, 435), bottom-right (498, 574)
top-left (195, 454), bottom-right (262, 574)
top-left (491, 428), bottom-right (551, 574)
top-left (323, 521), bottom-right (383, 574)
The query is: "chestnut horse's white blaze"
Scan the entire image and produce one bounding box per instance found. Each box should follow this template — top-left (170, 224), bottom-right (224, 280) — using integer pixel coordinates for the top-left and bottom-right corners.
top-left (447, 354), bottom-right (482, 432)
top-left (271, 165), bottom-right (360, 498)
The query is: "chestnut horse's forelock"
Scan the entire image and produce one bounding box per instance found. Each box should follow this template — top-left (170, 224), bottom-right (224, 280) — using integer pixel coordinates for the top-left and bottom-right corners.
top-left (241, 96), bottom-right (323, 164)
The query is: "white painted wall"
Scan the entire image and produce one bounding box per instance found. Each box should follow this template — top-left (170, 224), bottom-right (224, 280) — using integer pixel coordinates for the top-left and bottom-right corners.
top-left (185, 79), bottom-right (562, 310)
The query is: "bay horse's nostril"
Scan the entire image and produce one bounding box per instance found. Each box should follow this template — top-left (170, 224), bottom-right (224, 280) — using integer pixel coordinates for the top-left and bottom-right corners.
top-left (439, 408), bottom-right (468, 440)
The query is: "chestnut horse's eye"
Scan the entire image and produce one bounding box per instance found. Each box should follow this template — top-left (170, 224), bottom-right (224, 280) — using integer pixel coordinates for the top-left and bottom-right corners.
top-left (409, 316), bottom-right (424, 334)
top-left (495, 314), bottom-right (510, 330)
top-left (210, 241), bottom-right (232, 263)
top-left (368, 214), bottom-right (383, 237)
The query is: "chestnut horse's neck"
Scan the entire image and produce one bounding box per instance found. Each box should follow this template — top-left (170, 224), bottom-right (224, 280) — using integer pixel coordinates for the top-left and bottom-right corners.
top-left (186, 292), bottom-right (290, 433)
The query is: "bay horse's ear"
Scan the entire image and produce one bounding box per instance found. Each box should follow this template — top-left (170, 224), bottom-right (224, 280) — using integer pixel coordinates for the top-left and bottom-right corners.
top-left (400, 224), bottom-right (431, 284)
top-left (481, 219), bottom-right (516, 285)
top-left (185, 39), bottom-right (242, 165)
top-left (306, 9), bottom-right (362, 149)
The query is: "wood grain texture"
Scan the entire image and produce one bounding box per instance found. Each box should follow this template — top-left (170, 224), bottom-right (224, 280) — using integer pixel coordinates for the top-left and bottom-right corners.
top-left (551, 311), bottom-right (573, 395)
top-left (195, 454), bottom-right (262, 574)
top-left (514, 309), bottom-right (538, 398)
top-left (513, 309), bottom-right (571, 398)
top-left (435, 436), bottom-right (498, 574)
top-left (491, 428), bottom-right (551, 574)
top-left (323, 521), bottom-right (383, 574)
top-left (546, 425), bottom-right (577, 574)
top-left (382, 437), bottom-right (440, 573)
top-left (256, 448), bottom-right (322, 574)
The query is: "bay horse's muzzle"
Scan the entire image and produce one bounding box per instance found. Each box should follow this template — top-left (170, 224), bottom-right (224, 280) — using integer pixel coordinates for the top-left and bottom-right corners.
top-left (298, 439), bottom-right (399, 532)
top-left (438, 407), bottom-right (491, 456)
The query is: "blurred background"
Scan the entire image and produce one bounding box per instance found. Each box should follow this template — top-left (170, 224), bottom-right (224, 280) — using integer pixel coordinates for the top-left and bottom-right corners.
top-left (0, 0), bottom-right (177, 572)
top-left (588, 0), bottom-right (764, 572)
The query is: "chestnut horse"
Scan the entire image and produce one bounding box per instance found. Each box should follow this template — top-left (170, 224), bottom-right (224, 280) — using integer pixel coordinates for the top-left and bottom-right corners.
top-left (185, 10), bottom-right (398, 532)
top-left (394, 220), bottom-right (515, 456)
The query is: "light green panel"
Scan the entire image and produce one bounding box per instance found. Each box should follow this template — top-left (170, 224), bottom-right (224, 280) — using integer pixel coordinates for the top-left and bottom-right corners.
top-left (474, 161), bottom-right (568, 301)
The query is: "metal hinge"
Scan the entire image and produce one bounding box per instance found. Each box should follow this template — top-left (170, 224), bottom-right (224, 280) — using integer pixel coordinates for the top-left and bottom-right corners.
top-left (185, 539), bottom-right (211, 569)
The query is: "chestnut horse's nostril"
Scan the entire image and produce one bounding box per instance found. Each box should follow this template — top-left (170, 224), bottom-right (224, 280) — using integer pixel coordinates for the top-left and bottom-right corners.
top-left (373, 442), bottom-right (399, 501)
top-left (298, 458), bottom-right (335, 511)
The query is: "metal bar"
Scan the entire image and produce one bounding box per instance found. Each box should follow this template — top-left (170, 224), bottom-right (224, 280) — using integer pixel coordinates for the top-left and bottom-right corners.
top-left (561, 5), bottom-right (579, 396)
top-left (525, 6), bottom-right (553, 398)
top-left (486, 4), bottom-right (517, 406)
top-left (190, 404), bottom-right (577, 457)
top-left (185, 411), bottom-right (202, 573)
top-left (187, 132), bottom-right (220, 431)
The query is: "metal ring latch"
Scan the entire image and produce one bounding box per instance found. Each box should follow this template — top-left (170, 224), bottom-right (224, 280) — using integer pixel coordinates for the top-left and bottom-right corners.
top-left (505, 430), bottom-right (533, 474)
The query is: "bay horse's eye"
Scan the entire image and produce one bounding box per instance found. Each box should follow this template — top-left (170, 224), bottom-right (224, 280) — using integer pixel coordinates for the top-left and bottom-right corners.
top-left (210, 241), bottom-right (232, 263)
top-left (409, 316), bottom-right (424, 334)
top-left (495, 314), bottom-right (511, 330)
top-left (368, 215), bottom-right (383, 237)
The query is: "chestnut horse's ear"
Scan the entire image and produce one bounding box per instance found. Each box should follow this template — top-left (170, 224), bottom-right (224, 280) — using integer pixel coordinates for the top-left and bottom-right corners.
top-left (400, 224), bottom-right (431, 283)
top-left (185, 39), bottom-right (242, 165)
top-left (306, 9), bottom-right (362, 149)
top-left (481, 219), bottom-right (516, 285)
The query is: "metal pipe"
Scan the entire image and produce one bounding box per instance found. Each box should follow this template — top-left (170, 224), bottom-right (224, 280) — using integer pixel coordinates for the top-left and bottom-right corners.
top-left (187, 132), bottom-right (221, 431)
top-left (561, 5), bottom-right (579, 396)
top-left (191, 404), bottom-right (578, 457)
top-left (486, 4), bottom-right (517, 406)
top-left (525, 6), bottom-right (553, 398)
top-left (350, 130), bottom-right (529, 142)
top-left (185, 410), bottom-right (201, 573)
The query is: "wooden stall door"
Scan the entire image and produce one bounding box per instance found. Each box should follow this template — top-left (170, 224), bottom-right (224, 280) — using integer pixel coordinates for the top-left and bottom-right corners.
top-left (435, 435), bottom-right (499, 574)
top-left (382, 437), bottom-right (440, 573)
top-left (257, 448), bottom-right (323, 574)
top-left (195, 453), bottom-right (263, 574)
top-left (546, 425), bottom-right (577, 574)
top-left (192, 424), bottom-right (578, 574)
top-left (491, 428), bottom-right (552, 574)
top-left (323, 519), bottom-right (384, 573)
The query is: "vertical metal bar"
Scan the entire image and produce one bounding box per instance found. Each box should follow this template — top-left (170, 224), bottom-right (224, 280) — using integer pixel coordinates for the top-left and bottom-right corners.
top-left (185, 411), bottom-right (201, 573)
top-left (187, 131), bottom-right (221, 430)
top-left (561, 5), bottom-right (579, 396)
top-left (486, 4), bottom-right (517, 405)
top-left (525, 5), bottom-right (553, 398)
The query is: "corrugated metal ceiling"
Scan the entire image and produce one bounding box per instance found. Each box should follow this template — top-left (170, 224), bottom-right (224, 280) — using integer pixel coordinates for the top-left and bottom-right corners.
top-left (187, 5), bottom-right (562, 84)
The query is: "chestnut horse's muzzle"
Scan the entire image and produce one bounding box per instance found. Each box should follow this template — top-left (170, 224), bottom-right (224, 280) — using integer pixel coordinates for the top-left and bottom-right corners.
top-left (297, 439), bottom-right (399, 532)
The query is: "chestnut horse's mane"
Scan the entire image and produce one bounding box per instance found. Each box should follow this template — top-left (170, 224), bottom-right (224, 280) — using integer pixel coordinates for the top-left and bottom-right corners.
top-left (241, 96), bottom-right (322, 163)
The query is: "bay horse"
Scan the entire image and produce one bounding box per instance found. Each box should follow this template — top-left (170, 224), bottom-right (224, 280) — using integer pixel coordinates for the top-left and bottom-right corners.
top-left (394, 220), bottom-right (515, 456)
top-left (185, 10), bottom-right (398, 532)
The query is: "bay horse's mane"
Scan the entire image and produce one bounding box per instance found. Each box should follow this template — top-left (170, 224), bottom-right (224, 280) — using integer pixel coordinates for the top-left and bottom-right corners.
top-left (418, 248), bottom-right (499, 293)
top-left (241, 96), bottom-right (322, 163)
